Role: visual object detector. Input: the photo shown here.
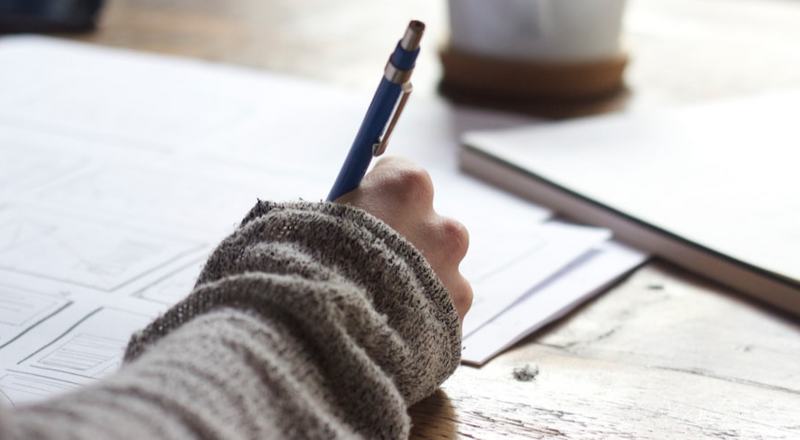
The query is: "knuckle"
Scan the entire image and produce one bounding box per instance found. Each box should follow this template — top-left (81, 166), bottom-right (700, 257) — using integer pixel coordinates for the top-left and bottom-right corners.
top-left (438, 217), bottom-right (469, 259)
top-left (387, 166), bottom-right (434, 205)
top-left (451, 276), bottom-right (474, 315)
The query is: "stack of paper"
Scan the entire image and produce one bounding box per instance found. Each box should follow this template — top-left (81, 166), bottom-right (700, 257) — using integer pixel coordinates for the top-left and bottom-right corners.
top-left (0, 36), bottom-right (646, 406)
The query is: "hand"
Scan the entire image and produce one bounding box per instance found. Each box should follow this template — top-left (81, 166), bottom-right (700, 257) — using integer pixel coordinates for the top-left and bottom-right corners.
top-left (334, 157), bottom-right (473, 324)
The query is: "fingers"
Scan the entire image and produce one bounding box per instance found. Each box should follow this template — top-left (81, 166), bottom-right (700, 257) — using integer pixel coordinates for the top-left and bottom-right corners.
top-left (334, 157), bottom-right (473, 323)
top-left (425, 215), bottom-right (473, 324)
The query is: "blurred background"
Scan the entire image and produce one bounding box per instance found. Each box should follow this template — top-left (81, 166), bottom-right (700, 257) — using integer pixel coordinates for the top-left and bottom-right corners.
top-left (6, 0), bottom-right (798, 117)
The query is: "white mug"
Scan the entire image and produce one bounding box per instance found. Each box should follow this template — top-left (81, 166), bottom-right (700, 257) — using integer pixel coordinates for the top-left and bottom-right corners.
top-left (448, 0), bottom-right (626, 63)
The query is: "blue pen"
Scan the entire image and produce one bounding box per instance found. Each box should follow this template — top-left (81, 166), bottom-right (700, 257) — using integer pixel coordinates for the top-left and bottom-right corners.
top-left (326, 20), bottom-right (425, 201)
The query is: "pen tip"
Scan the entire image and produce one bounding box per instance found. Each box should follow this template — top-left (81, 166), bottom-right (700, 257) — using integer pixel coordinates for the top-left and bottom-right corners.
top-left (402, 20), bottom-right (425, 51)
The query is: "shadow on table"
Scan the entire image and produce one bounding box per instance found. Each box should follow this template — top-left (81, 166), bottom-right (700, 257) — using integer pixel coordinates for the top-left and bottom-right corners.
top-left (409, 388), bottom-right (458, 439)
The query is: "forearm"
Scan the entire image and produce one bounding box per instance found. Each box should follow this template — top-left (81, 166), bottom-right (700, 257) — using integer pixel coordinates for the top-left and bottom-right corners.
top-left (5, 201), bottom-right (461, 439)
top-left (128, 201), bottom-right (461, 405)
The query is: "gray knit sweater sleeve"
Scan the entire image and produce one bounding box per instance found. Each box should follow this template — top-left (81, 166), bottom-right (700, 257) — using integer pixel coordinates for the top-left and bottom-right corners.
top-left (3, 201), bottom-right (461, 440)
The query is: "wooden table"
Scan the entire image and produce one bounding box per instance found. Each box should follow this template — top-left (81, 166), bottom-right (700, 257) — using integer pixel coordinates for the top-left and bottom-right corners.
top-left (57, 0), bottom-right (800, 437)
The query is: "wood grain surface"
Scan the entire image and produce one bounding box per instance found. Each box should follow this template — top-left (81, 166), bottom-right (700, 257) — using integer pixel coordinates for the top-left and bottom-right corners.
top-left (53, 0), bottom-right (800, 437)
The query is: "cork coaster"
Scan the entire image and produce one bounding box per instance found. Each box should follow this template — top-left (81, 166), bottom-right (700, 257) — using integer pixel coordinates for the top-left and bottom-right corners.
top-left (439, 45), bottom-right (629, 119)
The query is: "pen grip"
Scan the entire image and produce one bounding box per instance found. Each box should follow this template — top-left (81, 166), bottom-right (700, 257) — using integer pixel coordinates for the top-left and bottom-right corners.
top-left (326, 78), bottom-right (403, 201)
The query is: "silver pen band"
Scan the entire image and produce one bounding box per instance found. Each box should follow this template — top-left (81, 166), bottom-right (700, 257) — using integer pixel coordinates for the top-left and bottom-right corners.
top-left (384, 62), bottom-right (413, 84)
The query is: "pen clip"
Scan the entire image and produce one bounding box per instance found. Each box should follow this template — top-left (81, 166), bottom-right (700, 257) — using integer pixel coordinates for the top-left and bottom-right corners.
top-left (372, 82), bottom-right (413, 157)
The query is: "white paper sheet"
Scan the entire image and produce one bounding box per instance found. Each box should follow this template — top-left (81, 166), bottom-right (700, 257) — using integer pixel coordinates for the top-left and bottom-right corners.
top-left (461, 221), bottom-right (611, 337)
top-left (462, 241), bottom-right (647, 365)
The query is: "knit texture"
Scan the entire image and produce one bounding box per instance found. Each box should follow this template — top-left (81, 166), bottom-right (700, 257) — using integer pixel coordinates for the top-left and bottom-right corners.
top-left (4, 201), bottom-right (461, 439)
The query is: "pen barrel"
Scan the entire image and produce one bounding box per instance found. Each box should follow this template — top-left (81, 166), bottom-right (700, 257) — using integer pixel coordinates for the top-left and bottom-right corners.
top-left (326, 78), bottom-right (403, 201)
